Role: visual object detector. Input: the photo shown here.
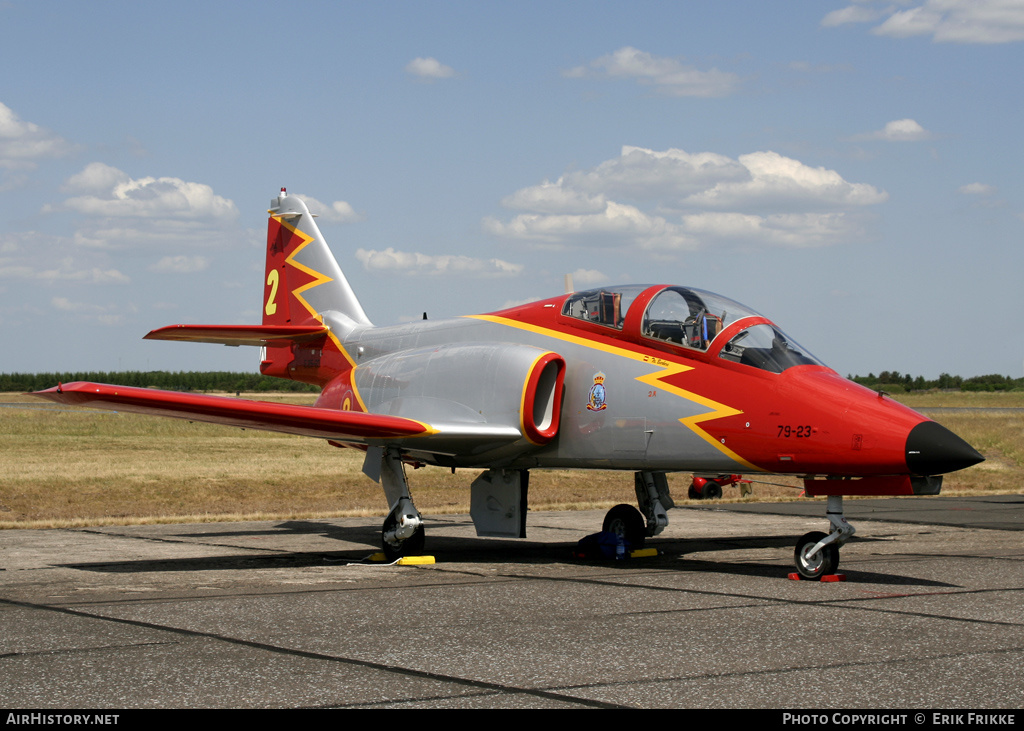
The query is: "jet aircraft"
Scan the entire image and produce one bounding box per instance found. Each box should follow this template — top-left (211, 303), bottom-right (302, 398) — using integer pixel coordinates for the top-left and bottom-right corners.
top-left (35, 190), bottom-right (984, 579)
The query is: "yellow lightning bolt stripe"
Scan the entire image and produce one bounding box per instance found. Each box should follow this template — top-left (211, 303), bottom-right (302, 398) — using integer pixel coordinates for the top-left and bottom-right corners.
top-left (468, 314), bottom-right (763, 471)
top-left (275, 217), bottom-right (334, 325)
top-left (271, 215), bottom-right (372, 414)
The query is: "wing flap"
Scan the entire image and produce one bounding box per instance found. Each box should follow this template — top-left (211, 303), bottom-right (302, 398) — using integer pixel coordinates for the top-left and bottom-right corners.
top-left (31, 382), bottom-right (521, 450)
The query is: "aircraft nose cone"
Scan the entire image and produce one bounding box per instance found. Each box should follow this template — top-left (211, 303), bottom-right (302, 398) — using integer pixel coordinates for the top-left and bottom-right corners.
top-left (906, 421), bottom-right (985, 475)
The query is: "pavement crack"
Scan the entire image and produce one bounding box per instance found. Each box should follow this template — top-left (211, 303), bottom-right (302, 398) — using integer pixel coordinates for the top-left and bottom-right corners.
top-left (0, 640), bottom-right (179, 661)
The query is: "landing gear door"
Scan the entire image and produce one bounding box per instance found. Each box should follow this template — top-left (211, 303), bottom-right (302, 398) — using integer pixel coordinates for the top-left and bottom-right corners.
top-left (470, 469), bottom-right (529, 538)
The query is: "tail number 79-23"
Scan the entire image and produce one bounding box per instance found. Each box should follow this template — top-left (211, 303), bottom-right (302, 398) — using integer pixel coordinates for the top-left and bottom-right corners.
top-left (778, 424), bottom-right (813, 438)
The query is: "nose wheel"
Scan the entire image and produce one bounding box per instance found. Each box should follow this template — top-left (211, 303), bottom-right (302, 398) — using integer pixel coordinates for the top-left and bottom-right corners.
top-left (791, 495), bottom-right (853, 580)
top-left (794, 531), bottom-right (839, 580)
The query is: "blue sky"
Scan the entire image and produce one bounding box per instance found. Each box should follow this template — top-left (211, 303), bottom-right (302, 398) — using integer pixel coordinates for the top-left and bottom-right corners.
top-left (1, 0), bottom-right (1021, 379)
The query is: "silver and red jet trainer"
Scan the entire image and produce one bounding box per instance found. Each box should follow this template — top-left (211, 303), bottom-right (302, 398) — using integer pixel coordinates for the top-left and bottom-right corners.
top-left (35, 190), bottom-right (984, 579)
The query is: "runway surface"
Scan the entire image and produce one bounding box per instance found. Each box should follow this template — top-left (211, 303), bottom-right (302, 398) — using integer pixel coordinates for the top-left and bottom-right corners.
top-left (1, 496), bottom-right (1021, 709)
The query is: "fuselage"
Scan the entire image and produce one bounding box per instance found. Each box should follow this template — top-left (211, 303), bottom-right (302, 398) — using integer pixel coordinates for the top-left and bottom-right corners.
top-left (310, 283), bottom-right (979, 480)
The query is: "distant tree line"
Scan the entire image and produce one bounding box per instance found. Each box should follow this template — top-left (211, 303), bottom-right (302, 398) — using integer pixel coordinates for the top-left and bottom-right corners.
top-left (849, 371), bottom-right (1024, 393)
top-left (0, 371), bottom-right (319, 393)
top-left (3, 369), bottom-right (1020, 394)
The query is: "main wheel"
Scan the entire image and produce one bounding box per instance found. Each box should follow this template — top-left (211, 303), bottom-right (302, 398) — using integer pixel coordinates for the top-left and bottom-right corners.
top-left (794, 531), bottom-right (839, 580)
top-left (381, 513), bottom-right (425, 561)
top-left (603, 503), bottom-right (646, 548)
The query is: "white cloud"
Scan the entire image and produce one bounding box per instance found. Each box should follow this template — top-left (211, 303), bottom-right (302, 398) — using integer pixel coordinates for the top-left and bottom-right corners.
top-left (875, 5), bottom-right (949, 38)
top-left (824, 1), bottom-right (1024, 44)
top-left (503, 147), bottom-right (748, 213)
top-left (486, 146), bottom-right (887, 250)
top-left (0, 101), bottom-right (75, 170)
top-left (0, 239), bottom-right (130, 284)
top-left (485, 201), bottom-right (695, 252)
top-left (581, 146), bottom-right (749, 200)
top-left (570, 268), bottom-right (609, 287)
top-left (565, 47), bottom-right (740, 97)
top-left (852, 118), bottom-right (933, 142)
top-left (40, 266), bottom-right (130, 284)
top-left (355, 247), bottom-right (523, 276)
top-left (71, 220), bottom-right (228, 250)
top-left (47, 165), bottom-right (243, 251)
top-left (405, 57), bottom-right (456, 79)
top-left (149, 255), bottom-right (209, 273)
top-left (62, 162), bottom-right (130, 194)
top-left (821, 5), bottom-right (884, 27)
top-left (57, 166), bottom-right (238, 221)
top-left (501, 179), bottom-right (607, 215)
top-left (684, 151), bottom-right (889, 208)
top-left (51, 296), bottom-right (83, 310)
top-left (681, 211), bottom-right (864, 247)
top-left (958, 182), bottom-right (997, 196)
top-left (296, 194), bottom-right (364, 223)
top-left (958, 182), bottom-right (1005, 209)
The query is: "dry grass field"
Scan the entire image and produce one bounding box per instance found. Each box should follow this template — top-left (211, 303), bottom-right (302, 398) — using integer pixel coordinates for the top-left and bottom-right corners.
top-left (0, 390), bottom-right (1020, 528)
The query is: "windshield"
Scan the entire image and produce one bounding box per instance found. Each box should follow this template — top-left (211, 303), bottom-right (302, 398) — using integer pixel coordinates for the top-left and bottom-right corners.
top-left (718, 323), bottom-right (824, 373)
top-left (641, 286), bottom-right (760, 351)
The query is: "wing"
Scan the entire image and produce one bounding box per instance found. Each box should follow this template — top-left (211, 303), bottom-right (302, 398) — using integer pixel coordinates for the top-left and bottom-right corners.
top-left (31, 382), bottom-right (521, 453)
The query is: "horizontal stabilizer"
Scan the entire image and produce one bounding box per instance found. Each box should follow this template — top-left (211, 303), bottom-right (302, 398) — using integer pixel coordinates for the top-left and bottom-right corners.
top-left (31, 382), bottom-right (522, 451)
top-left (145, 324), bottom-right (329, 347)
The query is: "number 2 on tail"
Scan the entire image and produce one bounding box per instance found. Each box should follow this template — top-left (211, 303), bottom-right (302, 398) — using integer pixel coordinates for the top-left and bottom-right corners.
top-left (265, 269), bottom-right (280, 316)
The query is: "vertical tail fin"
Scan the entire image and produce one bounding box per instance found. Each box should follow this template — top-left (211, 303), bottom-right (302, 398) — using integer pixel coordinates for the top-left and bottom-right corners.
top-left (259, 189), bottom-right (369, 387)
top-left (264, 189), bottom-right (371, 328)
top-left (146, 190), bottom-right (367, 388)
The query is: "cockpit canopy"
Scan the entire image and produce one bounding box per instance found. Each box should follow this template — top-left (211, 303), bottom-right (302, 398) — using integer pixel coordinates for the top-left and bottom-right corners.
top-left (562, 284), bottom-right (824, 374)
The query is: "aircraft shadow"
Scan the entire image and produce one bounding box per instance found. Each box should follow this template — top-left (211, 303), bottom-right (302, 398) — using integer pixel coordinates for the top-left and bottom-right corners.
top-left (59, 521), bottom-right (958, 587)
top-left (62, 519), bottom-right (383, 573)
top-left (60, 550), bottom-right (370, 574)
top-left (168, 519), bottom-right (383, 545)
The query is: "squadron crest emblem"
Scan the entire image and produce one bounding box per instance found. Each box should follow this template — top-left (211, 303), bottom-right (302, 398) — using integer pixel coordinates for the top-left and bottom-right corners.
top-left (586, 372), bottom-right (607, 411)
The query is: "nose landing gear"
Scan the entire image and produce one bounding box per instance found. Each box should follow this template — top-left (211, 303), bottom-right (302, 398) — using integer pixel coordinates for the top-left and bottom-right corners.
top-left (792, 495), bottom-right (855, 580)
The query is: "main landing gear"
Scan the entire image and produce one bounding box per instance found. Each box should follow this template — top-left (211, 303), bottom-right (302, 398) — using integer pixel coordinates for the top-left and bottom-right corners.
top-left (374, 447), bottom-right (426, 561)
top-left (793, 495), bottom-right (855, 580)
top-left (601, 471), bottom-right (674, 549)
top-left (382, 498), bottom-right (425, 561)
top-left (602, 504), bottom-right (647, 548)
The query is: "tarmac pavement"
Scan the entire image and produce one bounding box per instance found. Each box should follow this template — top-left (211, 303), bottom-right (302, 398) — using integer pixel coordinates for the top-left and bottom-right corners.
top-left (0, 496), bottom-right (1021, 709)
